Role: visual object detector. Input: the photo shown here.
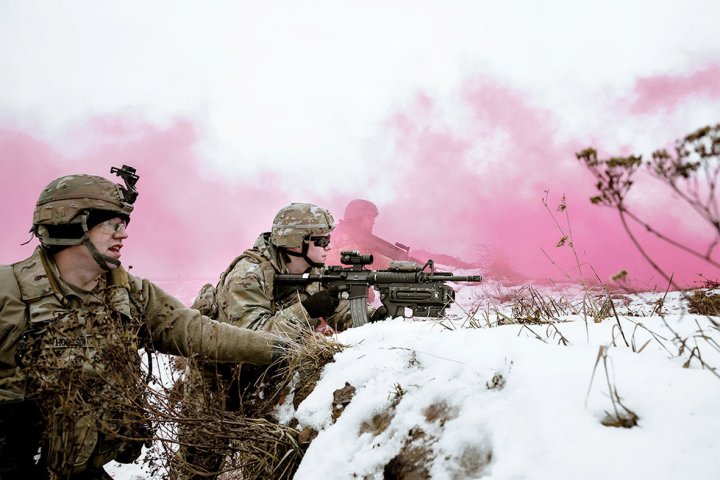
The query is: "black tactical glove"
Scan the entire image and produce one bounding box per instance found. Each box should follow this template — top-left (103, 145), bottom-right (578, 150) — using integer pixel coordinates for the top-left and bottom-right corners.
top-left (301, 289), bottom-right (340, 318)
top-left (370, 305), bottom-right (389, 323)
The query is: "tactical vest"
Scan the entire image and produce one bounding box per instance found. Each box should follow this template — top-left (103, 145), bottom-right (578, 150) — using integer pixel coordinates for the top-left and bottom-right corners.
top-left (192, 248), bottom-right (277, 319)
top-left (2, 249), bottom-right (151, 474)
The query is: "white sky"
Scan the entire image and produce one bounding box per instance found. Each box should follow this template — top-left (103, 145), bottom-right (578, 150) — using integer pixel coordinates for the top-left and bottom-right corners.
top-left (1, 0), bottom-right (719, 198)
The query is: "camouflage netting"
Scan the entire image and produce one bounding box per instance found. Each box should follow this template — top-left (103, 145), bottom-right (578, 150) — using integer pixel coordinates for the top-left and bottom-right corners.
top-left (152, 330), bottom-right (345, 479)
top-left (23, 291), bottom-right (152, 477)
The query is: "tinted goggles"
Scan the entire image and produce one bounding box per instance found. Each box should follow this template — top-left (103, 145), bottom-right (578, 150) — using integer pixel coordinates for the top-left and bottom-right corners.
top-left (307, 236), bottom-right (331, 248)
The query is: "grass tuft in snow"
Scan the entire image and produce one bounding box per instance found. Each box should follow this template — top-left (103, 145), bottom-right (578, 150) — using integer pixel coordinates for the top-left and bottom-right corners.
top-left (587, 345), bottom-right (640, 429)
top-left (687, 289), bottom-right (720, 316)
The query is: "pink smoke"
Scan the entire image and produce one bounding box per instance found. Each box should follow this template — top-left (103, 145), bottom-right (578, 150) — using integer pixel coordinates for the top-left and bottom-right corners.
top-left (1, 64), bottom-right (718, 299)
top-left (629, 63), bottom-right (720, 114)
top-left (326, 69), bottom-right (718, 289)
top-left (0, 118), bottom-right (294, 303)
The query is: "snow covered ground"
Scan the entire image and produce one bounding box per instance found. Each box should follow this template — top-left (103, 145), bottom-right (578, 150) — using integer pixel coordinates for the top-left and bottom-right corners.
top-left (108, 281), bottom-right (720, 479)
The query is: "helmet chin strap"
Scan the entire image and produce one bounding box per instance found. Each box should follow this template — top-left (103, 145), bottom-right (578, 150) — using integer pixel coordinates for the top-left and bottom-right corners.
top-left (284, 241), bottom-right (325, 269)
top-left (82, 236), bottom-right (121, 271)
top-left (77, 212), bottom-right (121, 272)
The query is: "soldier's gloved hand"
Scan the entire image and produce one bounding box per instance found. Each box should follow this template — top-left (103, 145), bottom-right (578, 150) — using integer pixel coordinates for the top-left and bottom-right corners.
top-left (301, 289), bottom-right (340, 318)
top-left (370, 306), bottom-right (389, 323)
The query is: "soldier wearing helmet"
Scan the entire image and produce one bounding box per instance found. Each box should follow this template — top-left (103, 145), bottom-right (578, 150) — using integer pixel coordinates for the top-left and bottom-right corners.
top-left (198, 202), bottom-right (351, 335)
top-left (326, 198), bottom-right (410, 270)
top-left (175, 202), bottom-right (384, 478)
top-left (0, 167), bottom-right (287, 479)
top-left (342, 199), bottom-right (380, 232)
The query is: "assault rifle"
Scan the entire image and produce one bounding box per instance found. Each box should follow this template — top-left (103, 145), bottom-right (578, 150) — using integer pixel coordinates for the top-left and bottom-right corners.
top-left (275, 251), bottom-right (483, 327)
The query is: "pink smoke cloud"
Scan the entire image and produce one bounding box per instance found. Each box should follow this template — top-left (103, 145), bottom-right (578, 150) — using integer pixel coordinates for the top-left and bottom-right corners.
top-left (629, 63), bottom-right (720, 114)
top-left (0, 117), bottom-right (294, 303)
top-left (327, 70), bottom-right (718, 289)
top-left (1, 63), bottom-right (717, 299)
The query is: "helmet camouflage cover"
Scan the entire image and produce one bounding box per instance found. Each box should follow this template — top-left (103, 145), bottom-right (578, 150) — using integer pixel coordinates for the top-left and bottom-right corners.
top-left (33, 174), bottom-right (135, 247)
top-left (271, 203), bottom-right (335, 248)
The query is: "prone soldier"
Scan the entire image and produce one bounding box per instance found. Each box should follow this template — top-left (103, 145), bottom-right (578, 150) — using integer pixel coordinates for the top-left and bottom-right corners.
top-left (176, 202), bottom-right (385, 478)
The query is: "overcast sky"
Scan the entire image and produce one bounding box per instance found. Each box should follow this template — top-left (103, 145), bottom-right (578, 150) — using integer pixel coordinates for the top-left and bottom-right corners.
top-left (1, 0), bottom-right (718, 286)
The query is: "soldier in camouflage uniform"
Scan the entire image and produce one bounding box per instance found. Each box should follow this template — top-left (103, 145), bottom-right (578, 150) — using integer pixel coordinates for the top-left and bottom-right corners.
top-left (0, 168), bottom-right (286, 479)
top-left (176, 203), bottom-right (386, 478)
top-left (214, 202), bottom-right (351, 335)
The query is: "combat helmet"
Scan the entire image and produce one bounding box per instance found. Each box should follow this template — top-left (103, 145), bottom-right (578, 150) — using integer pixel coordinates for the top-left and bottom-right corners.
top-left (271, 203), bottom-right (335, 249)
top-left (32, 165), bottom-right (139, 269)
top-left (343, 199), bottom-right (378, 222)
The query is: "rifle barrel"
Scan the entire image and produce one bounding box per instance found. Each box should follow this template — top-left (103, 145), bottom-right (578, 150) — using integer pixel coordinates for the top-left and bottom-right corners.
top-left (427, 275), bottom-right (483, 282)
top-left (275, 272), bottom-right (482, 284)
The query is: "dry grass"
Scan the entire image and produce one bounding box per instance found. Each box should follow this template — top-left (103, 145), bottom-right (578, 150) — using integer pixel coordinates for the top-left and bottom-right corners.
top-left (152, 331), bottom-right (345, 479)
top-left (586, 345), bottom-right (640, 429)
top-left (687, 289), bottom-right (720, 316)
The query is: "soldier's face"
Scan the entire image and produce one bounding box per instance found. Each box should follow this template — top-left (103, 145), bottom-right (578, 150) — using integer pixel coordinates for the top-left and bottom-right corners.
top-left (88, 217), bottom-right (128, 269)
top-left (305, 237), bottom-right (330, 266)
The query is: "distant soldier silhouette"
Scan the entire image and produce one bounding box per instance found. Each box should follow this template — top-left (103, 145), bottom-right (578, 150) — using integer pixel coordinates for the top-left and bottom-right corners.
top-left (326, 199), bottom-right (411, 270)
top-left (327, 199), bottom-right (480, 272)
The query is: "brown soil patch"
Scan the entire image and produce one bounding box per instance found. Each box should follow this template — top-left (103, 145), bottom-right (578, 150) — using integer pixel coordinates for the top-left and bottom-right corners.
top-left (422, 401), bottom-right (458, 426)
top-left (383, 428), bottom-right (434, 480)
top-left (331, 382), bottom-right (356, 423)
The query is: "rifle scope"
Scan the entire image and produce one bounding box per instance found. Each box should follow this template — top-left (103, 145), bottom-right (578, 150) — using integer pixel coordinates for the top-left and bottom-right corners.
top-left (340, 250), bottom-right (373, 266)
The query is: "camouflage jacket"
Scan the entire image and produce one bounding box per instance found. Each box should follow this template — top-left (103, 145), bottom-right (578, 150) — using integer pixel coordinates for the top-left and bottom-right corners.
top-left (0, 247), bottom-right (282, 403)
top-left (211, 233), bottom-right (352, 337)
top-left (0, 247), bottom-right (284, 474)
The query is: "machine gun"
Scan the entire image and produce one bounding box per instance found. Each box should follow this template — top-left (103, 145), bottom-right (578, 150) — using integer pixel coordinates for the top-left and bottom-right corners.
top-left (275, 251), bottom-right (483, 327)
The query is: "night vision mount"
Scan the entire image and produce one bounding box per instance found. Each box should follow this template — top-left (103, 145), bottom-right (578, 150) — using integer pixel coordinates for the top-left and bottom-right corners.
top-left (111, 165), bottom-right (140, 204)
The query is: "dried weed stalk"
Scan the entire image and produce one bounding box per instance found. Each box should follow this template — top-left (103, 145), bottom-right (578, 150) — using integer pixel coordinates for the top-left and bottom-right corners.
top-left (577, 124), bottom-right (720, 288)
top-left (586, 345), bottom-right (639, 428)
top-left (508, 285), bottom-right (573, 324)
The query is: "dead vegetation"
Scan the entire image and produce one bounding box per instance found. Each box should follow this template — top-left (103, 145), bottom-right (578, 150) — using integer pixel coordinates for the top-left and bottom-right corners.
top-left (508, 285), bottom-right (574, 324)
top-left (687, 289), bottom-right (720, 316)
top-left (577, 124), bottom-right (720, 289)
top-left (586, 345), bottom-right (640, 429)
top-left (148, 332), bottom-right (345, 479)
top-left (423, 401), bottom-right (459, 426)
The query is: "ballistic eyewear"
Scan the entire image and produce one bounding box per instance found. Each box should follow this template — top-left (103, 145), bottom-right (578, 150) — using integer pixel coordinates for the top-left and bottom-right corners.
top-left (308, 236), bottom-right (331, 248)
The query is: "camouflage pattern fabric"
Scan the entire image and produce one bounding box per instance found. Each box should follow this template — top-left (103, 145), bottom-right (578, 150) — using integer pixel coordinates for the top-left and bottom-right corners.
top-left (173, 233), bottom-right (352, 479)
top-left (270, 203), bottom-right (335, 249)
top-left (217, 233), bottom-right (351, 335)
top-left (33, 174), bottom-right (134, 228)
top-left (0, 247), bottom-right (281, 477)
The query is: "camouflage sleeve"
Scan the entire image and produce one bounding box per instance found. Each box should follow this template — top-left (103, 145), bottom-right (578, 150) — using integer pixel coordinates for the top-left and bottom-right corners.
top-left (134, 275), bottom-right (284, 365)
top-left (0, 265), bottom-right (27, 369)
top-left (219, 258), bottom-right (313, 338)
